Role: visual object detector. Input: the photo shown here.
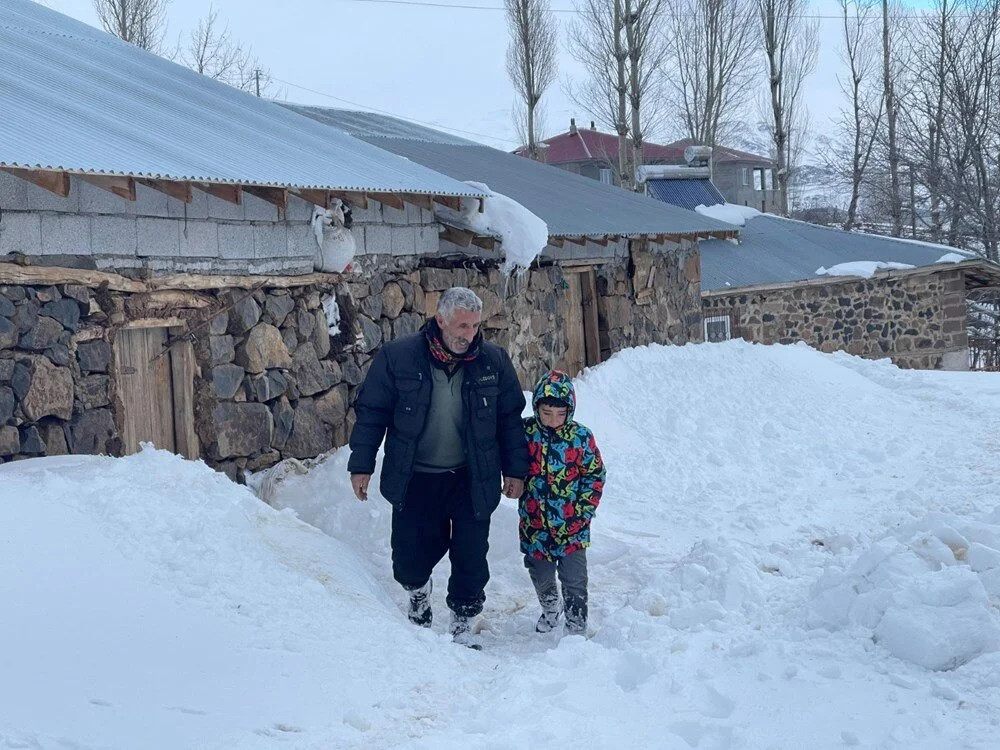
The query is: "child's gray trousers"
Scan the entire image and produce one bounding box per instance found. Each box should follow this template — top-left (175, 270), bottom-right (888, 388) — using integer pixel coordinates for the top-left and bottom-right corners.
top-left (524, 549), bottom-right (588, 632)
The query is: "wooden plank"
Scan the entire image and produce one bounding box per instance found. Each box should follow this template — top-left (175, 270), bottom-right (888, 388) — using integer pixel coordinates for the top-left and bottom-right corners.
top-left (196, 182), bottom-right (243, 204)
top-left (434, 195), bottom-right (462, 211)
top-left (2, 167), bottom-right (71, 197)
top-left (403, 193), bottom-right (434, 211)
top-left (115, 327), bottom-right (176, 454)
top-left (341, 191), bottom-right (369, 209)
top-left (169, 336), bottom-right (200, 460)
top-left (292, 189), bottom-right (330, 207)
top-left (581, 269), bottom-right (602, 367)
top-left (567, 236), bottom-right (589, 246)
top-left (439, 225), bottom-right (475, 248)
top-left (561, 272), bottom-right (586, 377)
top-left (124, 317), bottom-right (186, 329)
top-left (549, 237), bottom-right (565, 248)
top-left (244, 185), bottom-right (288, 209)
top-left (374, 192), bottom-right (405, 210)
top-left (138, 178), bottom-right (191, 203)
top-left (0, 262), bottom-right (146, 291)
top-left (78, 174), bottom-right (136, 201)
top-left (471, 235), bottom-right (496, 250)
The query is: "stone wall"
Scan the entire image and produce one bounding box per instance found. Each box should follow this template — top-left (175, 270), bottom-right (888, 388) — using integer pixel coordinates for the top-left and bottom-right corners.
top-left (702, 267), bottom-right (969, 369)
top-left (0, 241), bottom-right (702, 473)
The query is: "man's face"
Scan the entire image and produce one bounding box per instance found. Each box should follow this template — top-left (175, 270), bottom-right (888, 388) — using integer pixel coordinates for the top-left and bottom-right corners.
top-left (538, 403), bottom-right (569, 429)
top-left (435, 308), bottom-right (482, 354)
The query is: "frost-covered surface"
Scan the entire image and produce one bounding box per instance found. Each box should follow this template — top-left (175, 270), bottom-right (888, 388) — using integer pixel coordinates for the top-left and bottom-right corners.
top-left (4, 341), bottom-right (1000, 749)
top-left (462, 181), bottom-right (548, 273)
top-left (816, 261), bottom-right (916, 278)
top-left (695, 202), bottom-right (762, 226)
top-left (937, 252), bottom-right (972, 264)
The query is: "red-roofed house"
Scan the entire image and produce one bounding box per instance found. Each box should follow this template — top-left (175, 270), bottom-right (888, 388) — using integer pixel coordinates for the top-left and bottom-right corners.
top-left (517, 120), bottom-right (779, 212)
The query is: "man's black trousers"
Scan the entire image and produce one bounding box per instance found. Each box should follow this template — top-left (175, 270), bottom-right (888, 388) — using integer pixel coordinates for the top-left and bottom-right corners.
top-left (390, 468), bottom-right (490, 618)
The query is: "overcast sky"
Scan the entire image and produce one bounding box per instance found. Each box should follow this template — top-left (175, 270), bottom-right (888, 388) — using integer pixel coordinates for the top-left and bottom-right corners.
top-left (43, 0), bottom-right (918, 153)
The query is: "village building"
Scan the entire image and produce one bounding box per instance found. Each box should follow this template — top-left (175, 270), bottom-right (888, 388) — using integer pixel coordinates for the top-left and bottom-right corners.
top-left (0, 0), bottom-right (736, 475)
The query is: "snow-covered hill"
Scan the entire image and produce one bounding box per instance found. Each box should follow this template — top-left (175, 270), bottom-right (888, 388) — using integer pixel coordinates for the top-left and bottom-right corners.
top-left (3, 341), bottom-right (999, 749)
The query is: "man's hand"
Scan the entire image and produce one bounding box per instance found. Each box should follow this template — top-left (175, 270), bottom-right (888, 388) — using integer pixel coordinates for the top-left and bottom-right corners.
top-left (351, 473), bottom-right (371, 501)
top-left (502, 476), bottom-right (524, 499)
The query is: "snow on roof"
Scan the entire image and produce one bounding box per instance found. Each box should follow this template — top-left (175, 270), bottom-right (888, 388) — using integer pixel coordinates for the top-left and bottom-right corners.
top-left (0, 0), bottom-right (481, 197)
top-left (281, 105), bottom-right (738, 239)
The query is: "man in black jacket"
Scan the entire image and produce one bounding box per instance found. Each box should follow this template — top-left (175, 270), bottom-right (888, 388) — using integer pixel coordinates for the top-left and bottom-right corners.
top-left (348, 286), bottom-right (529, 645)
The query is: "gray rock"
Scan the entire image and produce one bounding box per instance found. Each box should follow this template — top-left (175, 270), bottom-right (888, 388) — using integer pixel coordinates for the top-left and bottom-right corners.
top-left (381, 282), bottom-right (406, 319)
top-left (420, 267), bottom-right (454, 291)
top-left (35, 286), bottom-right (60, 303)
top-left (235, 323), bottom-right (292, 374)
top-left (297, 308), bottom-right (316, 340)
top-left (360, 293), bottom-right (383, 320)
top-left (208, 310), bottom-right (229, 335)
top-left (0, 358), bottom-right (11, 383)
top-left (41, 299), bottom-right (81, 331)
top-left (60, 284), bottom-right (91, 304)
top-left (283, 399), bottom-right (333, 458)
top-left (0, 425), bottom-right (20, 455)
top-left (264, 293), bottom-right (295, 326)
top-left (12, 301), bottom-right (38, 334)
top-left (77, 340), bottom-right (113, 373)
top-left (315, 385), bottom-right (349, 426)
top-left (211, 364), bottom-right (245, 399)
top-left (0, 298), bottom-right (14, 317)
top-left (70, 409), bottom-right (116, 454)
top-left (209, 335), bottom-right (235, 366)
top-left (0, 386), bottom-right (13, 423)
top-left (0, 317), bottom-right (16, 348)
top-left (19, 316), bottom-right (63, 350)
top-left (19, 424), bottom-right (46, 455)
top-left (292, 343), bottom-right (332, 397)
top-left (322, 358), bottom-right (343, 385)
top-left (226, 294), bottom-right (262, 335)
top-left (1, 286), bottom-right (26, 303)
top-left (11, 362), bottom-right (30, 399)
top-left (280, 325), bottom-right (298, 354)
top-left (45, 344), bottom-right (71, 367)
top-left (271, 396), bottom-right (294, 450)
top-left (357, 314), bottom-right (382, 353)
top-left (398, 279), bottom-right (414, 310)
top-left (313, 309), bottom-right (331, 359)
top-left (40, 421), bottom-right (69, 456)
top-left (249, 369), bottom-right (288, 403)
top-left (394, 312), bottom-right (424, 339)
top-left (211, 402), bottom-right (273, 459)
top-left (341, 358), bottom-right (363, 386)
top-left (18, 356), bottom-right (73, 421)
top-left (76, 375), bottom-right (111, 409)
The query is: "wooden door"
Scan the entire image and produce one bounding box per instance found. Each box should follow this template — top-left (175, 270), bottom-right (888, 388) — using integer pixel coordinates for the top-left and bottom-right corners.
top-left (113, 326), bottom-right (199, 458)
top-left (558, 269), bottom-right (603, 377)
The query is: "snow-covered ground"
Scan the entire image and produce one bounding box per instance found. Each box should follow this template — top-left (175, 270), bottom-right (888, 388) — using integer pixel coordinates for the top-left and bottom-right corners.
top-left (3, 341), bottom-right (1000, 749)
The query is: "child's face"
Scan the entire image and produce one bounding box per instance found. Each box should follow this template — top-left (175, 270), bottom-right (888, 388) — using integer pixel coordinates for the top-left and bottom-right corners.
top-left (538, 403), bottom-right (569, 428)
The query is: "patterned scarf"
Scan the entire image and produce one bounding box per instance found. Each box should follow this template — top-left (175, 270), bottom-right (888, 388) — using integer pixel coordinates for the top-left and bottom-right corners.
top-left (424, 319), bottom-right (481, 366)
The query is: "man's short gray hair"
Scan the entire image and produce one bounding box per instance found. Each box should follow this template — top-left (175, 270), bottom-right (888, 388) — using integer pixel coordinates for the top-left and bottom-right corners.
top-left (436, 287), bottom-right (483, 319)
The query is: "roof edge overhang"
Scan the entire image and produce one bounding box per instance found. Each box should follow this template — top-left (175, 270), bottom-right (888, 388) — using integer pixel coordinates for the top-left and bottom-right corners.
top-left (702, 258), bottom-right (1000, 297)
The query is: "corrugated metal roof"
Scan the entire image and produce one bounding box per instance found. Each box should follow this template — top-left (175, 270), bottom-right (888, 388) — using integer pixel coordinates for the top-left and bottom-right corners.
top-left (285, 105), bottom-right (477, 146)
top-left (0, 0), bottom-right (481, 196)
top-left (281, 104), bottom-right (737, 239)
top-left (646, 178), bottom-right (725, 211)
top-left (700, 215), bottom-right (984, 291)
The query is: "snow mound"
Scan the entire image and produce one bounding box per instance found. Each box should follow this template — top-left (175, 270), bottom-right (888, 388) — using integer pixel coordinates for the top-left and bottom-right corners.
top-left (461, 181), bottom-right (548, 273)
top-left (808, 512), bottom-right (1000, 670)
top-left (695, 202), bottom-right (761, 227)
top-left (816, 261), bottom-right (915, 278)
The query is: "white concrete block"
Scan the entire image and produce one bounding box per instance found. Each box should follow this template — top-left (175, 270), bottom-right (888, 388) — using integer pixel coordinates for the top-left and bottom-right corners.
top-left (179, 221), bottom-right (220, 258)
top-left (364, 224), bottom-right (392, 255)
top-left (137, 217), bottom-right (181, 257)
top-left (253, 223), bottom-right (288, 260)
top-left (40, 214), bottom-right (92, 255)
top-left (285, 194), bottom-right (315, 222)
top-left (26, 177), bottom-right (81, 212)
top-left (287, 224), bottom-right (318, 261)
top-left (415, 225), bottom-right (439, 256)
top-left (382, 203), bottom-right (407, 225)
top-left (390, 226), bottom-right (417, 256)
top-left (218, 223), bottom-right (255, 260)
top-left (206, 192), bottom-right (246, 221)
top-left (91, 216), bottom-right (138, 256)
top-left (132, 182), bottom-right (171, 218)
top-left (79, 181), bottom-right (131, 215)
top-left (0, 172), bottom-right (29, 210)
top-left (244, 191), bottom-right (282, 222)
top-left (167, 187), bottom-right (209, 220)
top-left (0, 212), bottom-right (42, 255)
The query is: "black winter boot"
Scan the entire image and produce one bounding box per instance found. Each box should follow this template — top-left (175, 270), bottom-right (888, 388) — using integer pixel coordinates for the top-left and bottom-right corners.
top-left (406, 580), bottom-right (432, 627)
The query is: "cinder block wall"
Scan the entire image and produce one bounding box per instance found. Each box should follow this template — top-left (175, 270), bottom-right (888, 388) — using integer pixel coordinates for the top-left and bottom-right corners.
top-left (0, 172), bottom-right (437, 275)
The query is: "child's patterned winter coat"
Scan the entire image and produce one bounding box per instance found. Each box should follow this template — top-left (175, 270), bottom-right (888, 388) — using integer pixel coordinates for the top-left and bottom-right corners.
top-left (519, 370), bottom-right (606, 561)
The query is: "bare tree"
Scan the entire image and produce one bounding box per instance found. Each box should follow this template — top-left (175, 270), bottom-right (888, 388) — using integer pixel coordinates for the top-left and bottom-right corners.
top-left (664, 0), bottom-right (759, 148)
top-left (179, 7), bottom-right (273, 95)
top-left (879, 0), bottom-right (907, 236)
top-left (756, 0), bottom-right (819, 215)
top-left (834, 0), bottom-right (883, 230)
top-left (506, 0), bottom-right (558, 160)
top-left (566, 0), bottom-right (667, 190)
top-left (94, 0), bottom-right (169, 53)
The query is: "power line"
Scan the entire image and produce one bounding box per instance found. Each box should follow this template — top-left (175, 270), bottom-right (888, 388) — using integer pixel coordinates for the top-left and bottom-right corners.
top-left (270, 76), bottom-right (522, 146)
top-left (337, 0), bottom-right (970, 19)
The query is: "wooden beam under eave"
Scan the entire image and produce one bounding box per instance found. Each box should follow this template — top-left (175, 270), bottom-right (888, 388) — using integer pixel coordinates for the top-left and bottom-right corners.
top-left (593, 236), bottom-right (609, 247)
top-left (2, 167), bottom-right (71, 197)
top-left (79, 174), bottom-right (136, 201)
top-left (375, 192), bottom-right (405, 210)
top-left (549, 237), bottom-right (565, 247)
top-left (567, 236), bottom-right (589, 246)
top-left (138, 178), bottom-right (191, 203)
top-left (439, 225), bottom-right (475, 248)
top-left (244, 185), bottom-right (288, 209)
top-left (471, 235), bottom-right (496, 250)
top-left (403, 193), bottom-right (435, 211)
top-left (196, 182), bottom-right (242, 205)
top-left (435, 195), bottom-right (462, 211)
top-left (292, 189), bottom-right (330, 207)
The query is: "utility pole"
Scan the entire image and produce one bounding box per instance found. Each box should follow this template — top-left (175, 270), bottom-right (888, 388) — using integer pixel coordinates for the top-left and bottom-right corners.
top-left (254, 69), bottom-right (261, 97)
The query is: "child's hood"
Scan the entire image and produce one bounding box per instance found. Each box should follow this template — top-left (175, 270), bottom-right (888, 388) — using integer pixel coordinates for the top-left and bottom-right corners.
top-left (531, 370), bottom-right (576, 421)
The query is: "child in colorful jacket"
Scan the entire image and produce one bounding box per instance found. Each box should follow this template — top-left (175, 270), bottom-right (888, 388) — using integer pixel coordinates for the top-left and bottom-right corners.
top-left (520, 370), bottom-right (606, 635)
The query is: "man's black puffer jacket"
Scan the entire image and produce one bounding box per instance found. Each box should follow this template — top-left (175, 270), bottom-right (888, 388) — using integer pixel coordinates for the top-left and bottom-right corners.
top-left (347, 328), bottom-right (529, 520)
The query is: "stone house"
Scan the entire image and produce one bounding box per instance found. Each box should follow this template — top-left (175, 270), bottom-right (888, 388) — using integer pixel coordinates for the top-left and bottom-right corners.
top-left (0, 1), bottom-right (737, 477)
top-left (698, 215), bottom-right (1000, 370)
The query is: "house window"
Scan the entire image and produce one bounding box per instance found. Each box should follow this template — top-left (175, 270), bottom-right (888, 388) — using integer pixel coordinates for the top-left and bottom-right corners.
top-left (703, 314), bottom-right (732, 343)
top-left (599, 168), bottom-right (614, 184)
top-left (741, 167), bottom-right (749, 186)
top-left (764, 169), bottom-right (774, 191)
top-left (753, 169), bottom-right (763, 191)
